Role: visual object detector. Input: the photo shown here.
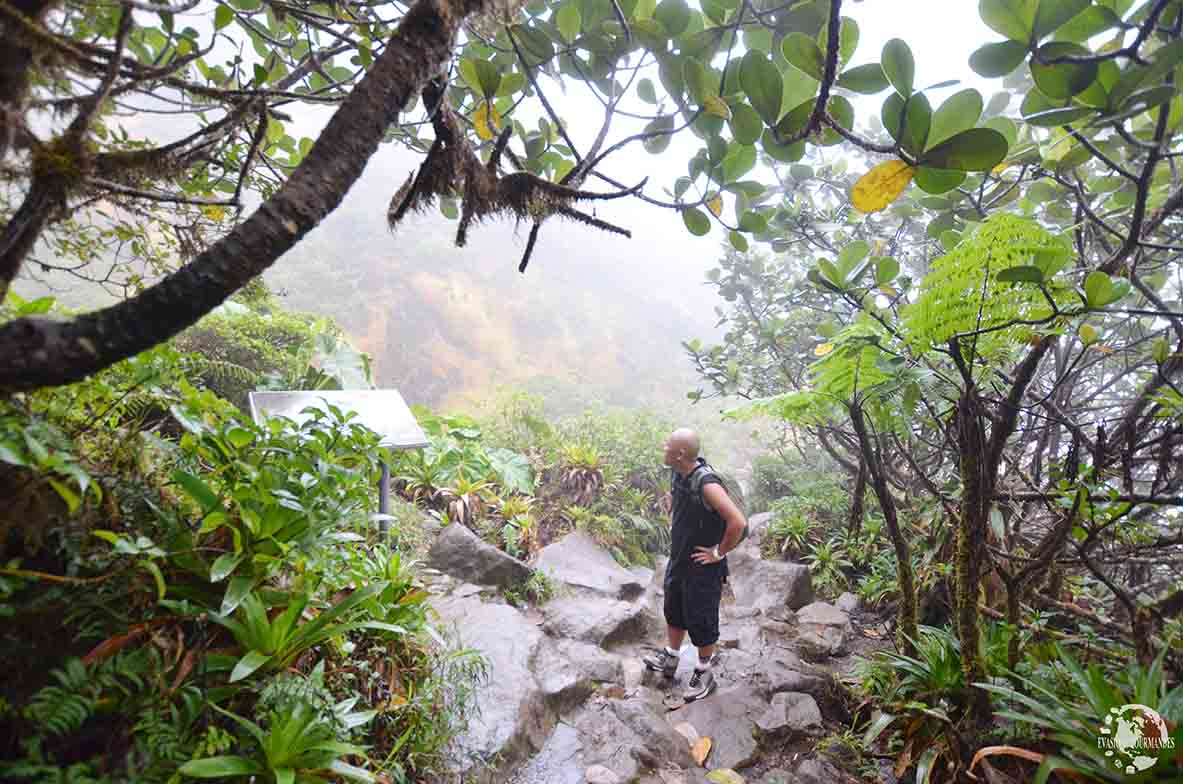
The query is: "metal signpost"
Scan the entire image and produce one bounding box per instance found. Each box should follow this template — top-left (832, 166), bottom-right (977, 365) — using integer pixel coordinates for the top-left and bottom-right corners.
top-left (247, 390), bottom-right (429, 537)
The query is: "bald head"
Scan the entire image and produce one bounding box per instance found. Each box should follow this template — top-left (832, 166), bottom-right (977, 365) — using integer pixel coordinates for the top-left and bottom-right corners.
top-left (663, 428), bottom-right (701, 472)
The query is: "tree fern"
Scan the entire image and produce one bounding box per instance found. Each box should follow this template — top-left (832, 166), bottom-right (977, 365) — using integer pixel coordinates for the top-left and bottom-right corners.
top-left (903, 213), bottom-right (1073, 356)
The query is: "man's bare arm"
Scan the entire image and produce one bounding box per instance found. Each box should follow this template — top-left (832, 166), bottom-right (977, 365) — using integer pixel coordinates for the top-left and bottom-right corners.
top-left (703, 483), bottom-right (746, 556)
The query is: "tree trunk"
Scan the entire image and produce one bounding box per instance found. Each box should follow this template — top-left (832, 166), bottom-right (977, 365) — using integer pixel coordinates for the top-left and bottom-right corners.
top-left (0, 0), bottom-right (490, 391)
top-left (848, 453), bottom-right (866, 537)
top-left (849, 402), bottom-right (918, 656)
top-left (955, 388), bottom-right (990, 719)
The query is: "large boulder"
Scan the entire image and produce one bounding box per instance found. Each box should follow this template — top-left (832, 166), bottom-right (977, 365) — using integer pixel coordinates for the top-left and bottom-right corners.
top-left (796, 602), bottom-right (853, 659)
top-left (506, 721), bottom-right (584, 784)
top-left (430, 594), bottom-right (549, 781)
top-left (542, 596), bottom-right (659, 647)
top-left (428, 522), bottom-right (533, 589)
top-left (755, 692), bottom-right (822, 737)
top-left (745, 511), bottom-right (773, 548)
top-left (532, 638), bottom-right (621, 714)
top-left (535, 532), bottom-right (646, 599)
top-left (727, 541), bottom-right (813, 614)
top-left (672, 687), bottom-right (766, 770)
top-left (571, 696), bottom-right (695, 782)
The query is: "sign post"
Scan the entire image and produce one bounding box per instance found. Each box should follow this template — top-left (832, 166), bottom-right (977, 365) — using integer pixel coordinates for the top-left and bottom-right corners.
top-left (247, 390), bottom-right (429, 538)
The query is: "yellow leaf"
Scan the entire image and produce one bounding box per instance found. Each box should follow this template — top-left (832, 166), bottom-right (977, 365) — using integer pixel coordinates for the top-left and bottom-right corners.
top-left (706, 193), bottom-right (723, 217)
top-left (814, 343), bottom-right (834, 357)
top-left (879, 285), bottom-right (898, 298)
top-left (474, 100), bottom-right (501, 141)
top-left (202, 205), bottom-right (226, 221)
top-left (703, 95), bottom-right (731, 120)
top-left (691, 736), bottom-right (712, 766)
top-left (991, 160), bottom-right (1015, 176)
top-left (1079, 323), bottom-right (1097, 345)
top-left (705, 770), bottom-right (746, 784)
top-left (851, 159), bottom-right (914, 213)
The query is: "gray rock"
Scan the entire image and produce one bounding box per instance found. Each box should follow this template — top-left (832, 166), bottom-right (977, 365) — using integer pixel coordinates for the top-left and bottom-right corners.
top-left (746, 511), bottom-right (773, 547)
top-left (728, 542), bottom-right (813, 614)
top-left (835, 592), bottom-right (860, 614)
top-left (430, 594), bottom-right (549, 781)
top-left (533, 638), bottom-right (620, 713)
top-left (586, 764), bottom-right (623, 784)
top-left (542, 595), bottom-right (657, 647)
top-left (759, 770), bottom-right (793, 784)
top-left (755, 692), bottom-right (822, 736)
top-left (794, 758), bottom-right (845, 784)
top-left (574, 697), bottom-right (694, 782)
top-left (620, 658), bottom-right (644, 692)
top-left (673, 687), bottom-right (764, 770)
top-left (507, 722), bottom-right (583, 784)
top-left (536, 532), bottom-right (645, 600)
top-left (428, 523), bottom-right (533, 589)
top-left (796, 602), bottom-right (852, 658)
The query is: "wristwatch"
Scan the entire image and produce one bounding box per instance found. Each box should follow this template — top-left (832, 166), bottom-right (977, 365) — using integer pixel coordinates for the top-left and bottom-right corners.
top-left (711, 546), bottom-right (721, 561)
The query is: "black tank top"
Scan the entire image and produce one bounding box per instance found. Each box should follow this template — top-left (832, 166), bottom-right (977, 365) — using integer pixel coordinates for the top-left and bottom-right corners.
top-left (667, 458), bottom-right (728, 580)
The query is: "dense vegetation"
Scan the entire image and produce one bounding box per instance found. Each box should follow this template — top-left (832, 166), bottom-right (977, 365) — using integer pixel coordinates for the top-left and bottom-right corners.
top-left (3, 0), bottom-right (1183, 781)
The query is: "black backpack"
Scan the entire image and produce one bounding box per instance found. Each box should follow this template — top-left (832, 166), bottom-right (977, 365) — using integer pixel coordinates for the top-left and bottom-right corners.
top-left (686, 462), bottom-right (750, 545)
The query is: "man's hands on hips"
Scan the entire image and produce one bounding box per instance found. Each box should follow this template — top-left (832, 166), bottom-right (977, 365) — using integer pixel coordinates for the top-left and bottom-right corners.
top-left (691, 545), bottom-right (723, 565)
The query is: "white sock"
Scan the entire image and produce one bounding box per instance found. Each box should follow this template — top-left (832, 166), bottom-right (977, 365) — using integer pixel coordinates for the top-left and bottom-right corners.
top-left (664, 646), bottom-right (679, 657)
top-left (695, 656), bottom-right (712, 672)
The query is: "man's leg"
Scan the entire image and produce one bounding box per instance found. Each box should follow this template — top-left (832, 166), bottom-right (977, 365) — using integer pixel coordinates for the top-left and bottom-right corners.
top-left (683, 572), bottom-right (723, 700)
top-left (644, 580), bottom-right (686, 677)
top-left (668, 626), bottom-right (687, 651)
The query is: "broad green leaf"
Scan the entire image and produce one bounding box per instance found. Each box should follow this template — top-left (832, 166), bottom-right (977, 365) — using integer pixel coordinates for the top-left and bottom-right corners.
top-left (761, 128), bottom-right (805, 162)
top-left (862, 712), bottom-right (897, 744)
top-left (48, 479), bottom-right (81, 514)
top-left (1079, 323), bottom-right (1098, 345)
top-left (875, 257), bottom-right (900, 285)
top-left (1084, 270), bottom-right (1112, 306)
top-left (1032, 0), bottom-right (1090, 39)
top-left (969, 40), bottom-right (1028, 77)
top-left (984, 115), bottom-right (1018, 147)
top-left (928, 89), bottom-right (983, 148)
top-left (739, 211), bottom-right (768, 233)
top-left (782, 33), bottom-right (824, 80)
top-left (230, 650), bottom-right (272, 682)
top-left (180, 757), bottom-right (264, 777)
top-left (221, 575), bottom-right (254, 615)
top-left (1023, 105), bottom-right (1094, 126)
top-left (729, 102), bottom-right (763, 145)
top-left (210, 552), bottom-right (243, 582)
top-left (721, 144), bottom-right (756, 182)
top-left (556, 4), bottom-right (581, 43)
top-left (642, 115), bottom-right (676, 154)
top-left (654, 0), bottom-right (690, 37)
top-left (1030, 43), bottom-right (1098, 99)
top-left (980, 0), bottom-right (1036, 43)
top-left (1054, 5), bottom-right (1121, 42)
top-left (684, 57), bottom-right (709, 104)
top-left (473, 60), bottom-right (502, 98)
top-left (214, 4), bottom-right (234, 30)
top-left (728, 231), bottom-right (748, 251)
top-left (172, 469), bottom-right (219, 513)
top-left (740, 50), bottom-right (782, 125)
top-left (997, 265), bottom-right (1045, 282)
top-left (682, 207), bottom-right (711, 236)
top-left (637, 77), bottom-right (657, 103)
top-left (920, 128), bottom-right (1009, 171)
top-left (915, 745), bottom-right (941, 784)
top-left (837, 63), bottom-right (889, 94)
top-left (224, 426), bottom-right (254, 449)
top-left (881, 39), bottom-right (915, 97)
top-left (838, 240), bottom-right (870, 274)
top-left (901, 94), bottom-right (931, 156)
top-left (914, 166), bottom-right (966, 195)
top-left (140, 560), bottom-right (167, 601)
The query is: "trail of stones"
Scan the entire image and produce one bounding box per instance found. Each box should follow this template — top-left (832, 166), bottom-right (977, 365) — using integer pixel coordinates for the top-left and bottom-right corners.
top-left (420, 514), bottom-right (882, 784)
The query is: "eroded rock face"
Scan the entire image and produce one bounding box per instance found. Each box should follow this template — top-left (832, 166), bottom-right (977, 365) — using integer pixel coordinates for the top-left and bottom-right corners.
top-left (430, 594), bottom-right (548, 782)
top-left (536, 531), bottom-right (646, 599)
top-left (428, 522), bottom-right (533, 589)
top-left (673, 687), bottom-right (766, 771)
top-left (796, 602), bottom-right (853, 659)
top-left (572, 696), bottom-right (696, 782)
top-left (542, 595), bottom-right (658, 647)
top-left (727, 540), bottom-right (813, 615)
top-left (755, 692), bottom-right (823, 737)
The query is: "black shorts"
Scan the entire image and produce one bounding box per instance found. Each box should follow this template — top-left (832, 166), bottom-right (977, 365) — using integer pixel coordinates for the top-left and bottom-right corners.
top-left (663, 569), bottom-right (723, 647)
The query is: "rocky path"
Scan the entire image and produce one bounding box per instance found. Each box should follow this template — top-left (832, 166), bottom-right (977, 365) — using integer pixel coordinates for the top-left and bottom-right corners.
top-left (419, 515), bottom-right (885, 784)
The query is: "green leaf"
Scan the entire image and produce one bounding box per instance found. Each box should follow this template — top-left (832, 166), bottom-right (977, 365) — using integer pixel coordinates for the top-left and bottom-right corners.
top-left (1023, 105), bottom-right (1094, 126)
top-left (48, 479), bottom-right (81, 514)
top-left (683, 57), bottom-right (709, 105)
top-left (920, 128), bottom-right (1009, 171)
top-left (180, 757), bottom-right (264, 777)
top-left (1030, 43), bottom-right (1098, 99)
top-left (682, 207), bottom-right (711, 236)
top-left (654, 0), bottom-right (690, 37)
top-left (721, 144), bottom-right (756, 183)
top-left (642, 115), bottom-right (675, 154)
top-left (637, 77), bottom-right (657, 103)
top-left (473, 60), bottom-right (501, 98)
top-left (140, 560), bottom-right (167, 601)
top-left (914, 166), bottom-right (965, 195)
top-left (862, 712), bottom-right (897, 745)
top-left (230, 650), bottom-right (272, 683)
top-left (969, 40), bottom-right (1028, 78)
top-left (915, 745), bottom-right (941, 784)
top-left (224, 426), bottom-right (254, 449)
top-left (881, 38), bottom-right (915, 97)
top-left (728, 102), bottom-right (762, 145)
top-left (172, 469), bottom-right (219, 513)
top-left (761, 128), bottom-right (804, 162)
top-left (556, 4), bottom-right (581, 43)
top-left (997, 265), bottom-right (1045, 282)
top-left (838, 240), bottom-right (870, 275)
top-left (900, 94), bottom-right (932, 156)
top-left (980, 0), bottom-right (1036, 43)
top-left (1084, 270), bottom-right (1112, 307)
top-left (740, 50), bottom-right (782, 125)
top-left (221, 576), bottom-right (254, 616)
top-left (1032, 0), bottom-right (1090, 40)
top-left (739, 211), bottom-right (768, 233)
top-left (214, 4), bottom-right (234, 30)
top-left (782, 33), bottom-right (824, 81)
top-left (875, 257), bottom-right (900, 285)
top-left (210, 553), bottom-right (243, 582)
top-left (928, 89), bottom-right (983, 148)
top-left (728, 231), bottom-right (748, 251)
top-left (837, 63), bottom-right (889, 94)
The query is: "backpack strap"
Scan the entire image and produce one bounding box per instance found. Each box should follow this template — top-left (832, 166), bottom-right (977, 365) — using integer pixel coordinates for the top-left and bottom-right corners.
top-left (687, 462), bottom-right (718, 507)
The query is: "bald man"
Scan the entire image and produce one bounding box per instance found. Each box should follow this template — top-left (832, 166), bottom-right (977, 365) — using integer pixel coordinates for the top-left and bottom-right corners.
top-left (643, 428), bottom-right (747, 701)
